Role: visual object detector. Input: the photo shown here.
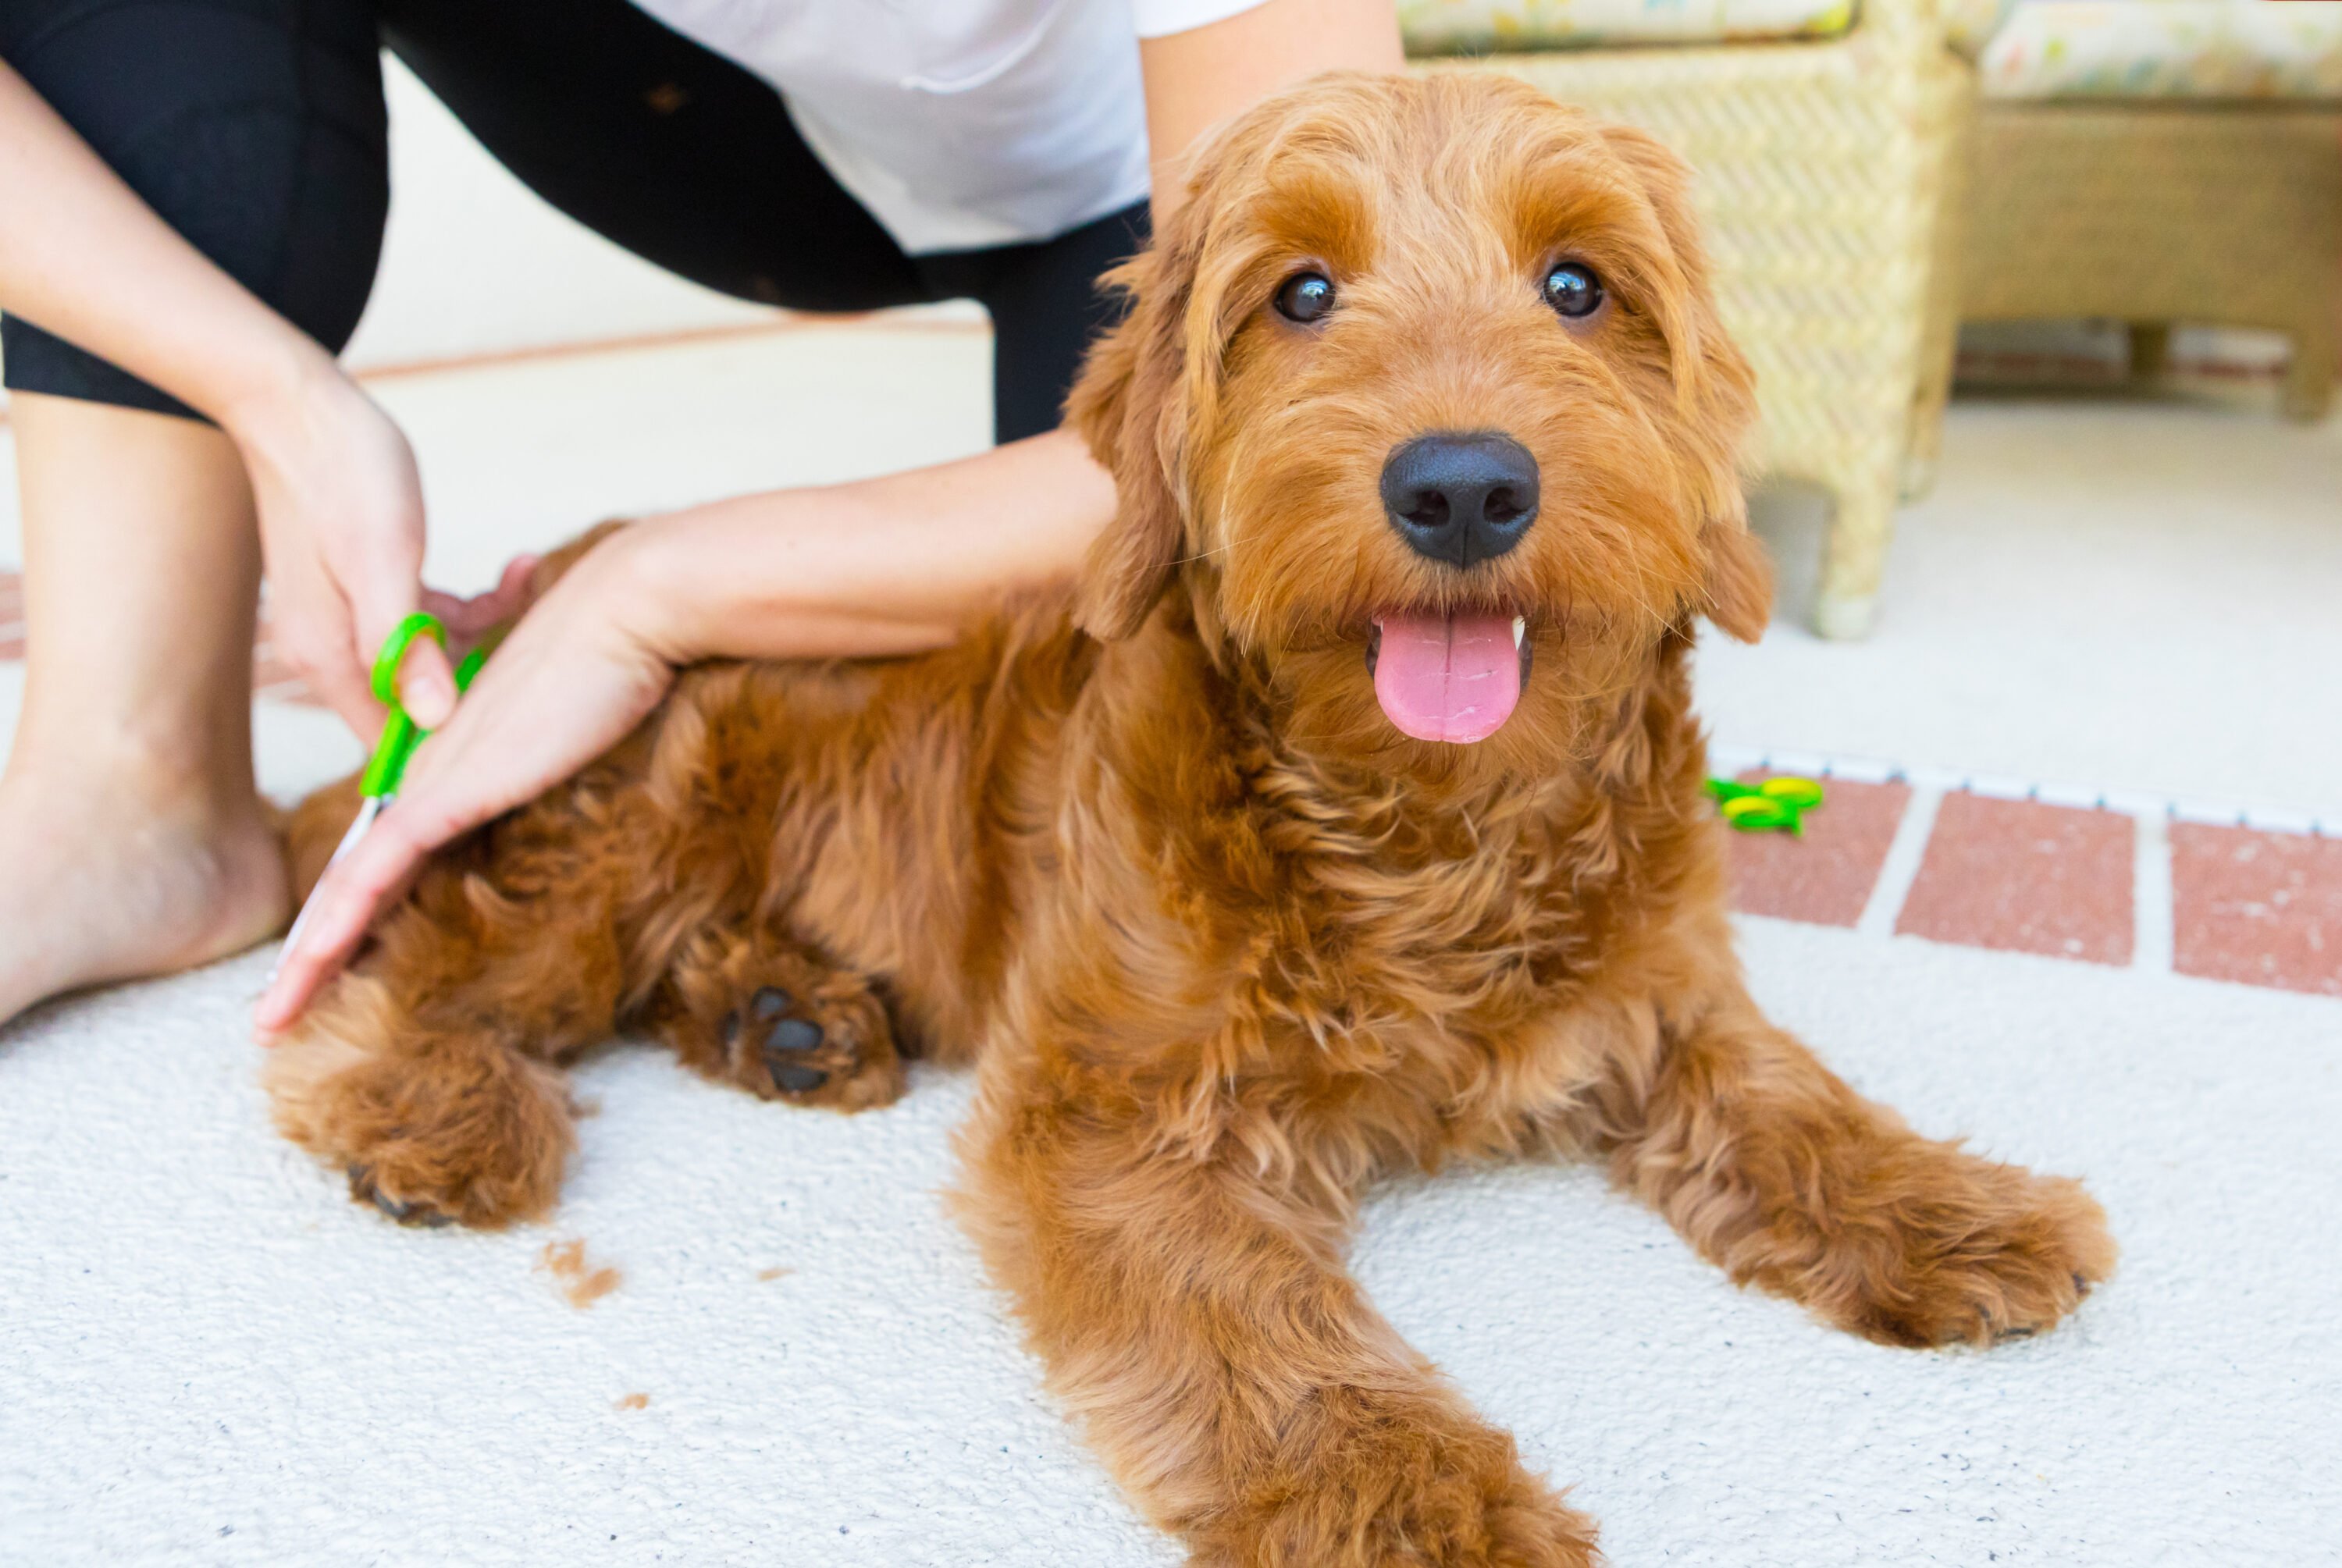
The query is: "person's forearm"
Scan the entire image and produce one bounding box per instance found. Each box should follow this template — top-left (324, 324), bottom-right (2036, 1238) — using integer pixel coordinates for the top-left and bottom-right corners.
top-left (628, 427), bottom-right (1119, 664)
top-left (1141, 0), bottom-right (1404, 231)
top-left (0, 60), bottom-right (325, 430)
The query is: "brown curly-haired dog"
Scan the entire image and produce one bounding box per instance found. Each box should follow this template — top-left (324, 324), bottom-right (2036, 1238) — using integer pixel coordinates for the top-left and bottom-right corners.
top-left (271, 73), bottom-right (2115, 1566)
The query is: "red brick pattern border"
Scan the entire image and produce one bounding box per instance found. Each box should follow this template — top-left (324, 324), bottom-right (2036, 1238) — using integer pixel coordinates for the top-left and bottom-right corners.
top-left (2172, 823), bottom-right (2342, 998)
top-left (1896, 794), bottom-right (2136, 965)
top-left (1711, 768), bottom-right (2339, 999)
top-left (1725, 772), bottom-right (1910, 928)
top-left (0, 588), bottom-right (2336, 1002)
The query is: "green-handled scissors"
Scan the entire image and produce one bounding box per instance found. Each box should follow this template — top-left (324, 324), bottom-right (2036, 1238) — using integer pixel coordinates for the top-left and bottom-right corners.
top-left (276, 612), bottom-right (489, 965)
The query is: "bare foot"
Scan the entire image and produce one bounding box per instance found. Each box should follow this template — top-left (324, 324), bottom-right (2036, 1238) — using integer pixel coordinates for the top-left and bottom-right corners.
top-left (0, 766), bottom-right (289, 1029)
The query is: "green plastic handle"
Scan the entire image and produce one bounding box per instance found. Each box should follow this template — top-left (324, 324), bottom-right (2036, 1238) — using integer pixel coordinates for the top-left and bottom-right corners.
top-left (371, 611), bottom-right (448, 706)
top-left (358, 709), bottom-right (418, 799)
top-left (356, 613), bottom-right (493, 800)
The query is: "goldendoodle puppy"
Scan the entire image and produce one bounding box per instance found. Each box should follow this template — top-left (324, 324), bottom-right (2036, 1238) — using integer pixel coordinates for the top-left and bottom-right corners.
top-left (272, 73), bottom-right (2114, 1566)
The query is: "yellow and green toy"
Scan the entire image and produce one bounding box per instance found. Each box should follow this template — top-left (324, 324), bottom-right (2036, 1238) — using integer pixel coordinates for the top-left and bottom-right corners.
top-left (1704, 774), bottom-right (1824, 835)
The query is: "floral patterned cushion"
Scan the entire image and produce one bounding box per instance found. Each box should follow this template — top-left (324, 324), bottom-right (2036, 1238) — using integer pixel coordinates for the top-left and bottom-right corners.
top-left (1974, 2), bottom-right (2342, 99)
top-left (1397, 0), bottom-right (1858, 55)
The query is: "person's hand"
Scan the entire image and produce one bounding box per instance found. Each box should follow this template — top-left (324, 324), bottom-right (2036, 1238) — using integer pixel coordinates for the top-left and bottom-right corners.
top-left (250, 430), bottom-right (1114, 1036)
top-left (254, 524), bottom-right (683, 1037)
top-left (227, 350), bottom-right (465, 735)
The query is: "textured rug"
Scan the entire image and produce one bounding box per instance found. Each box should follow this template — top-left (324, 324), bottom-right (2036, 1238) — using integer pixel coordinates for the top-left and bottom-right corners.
top-left (3, 916), bottom-right (2334, 1566)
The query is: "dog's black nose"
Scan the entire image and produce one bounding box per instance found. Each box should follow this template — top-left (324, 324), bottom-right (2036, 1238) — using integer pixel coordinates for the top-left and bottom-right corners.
top-left (1379, 432), bottom-right (1540, 568)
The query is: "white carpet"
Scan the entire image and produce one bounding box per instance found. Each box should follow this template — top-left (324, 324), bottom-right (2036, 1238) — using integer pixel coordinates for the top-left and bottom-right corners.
top-left (3, 919), bottom-right (2335, 1566)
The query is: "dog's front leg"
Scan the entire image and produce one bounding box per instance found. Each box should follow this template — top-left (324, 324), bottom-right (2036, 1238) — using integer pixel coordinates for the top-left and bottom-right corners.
top-left (1586, 987), bottom-right (2117, 1347)
top-left (269, 767), bottom-right (660, 1228)
top-left (962, 1063), bottom-right (1598, 1568)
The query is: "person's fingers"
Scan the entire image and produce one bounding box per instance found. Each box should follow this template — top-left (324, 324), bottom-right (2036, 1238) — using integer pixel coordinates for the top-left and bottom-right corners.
top-left (257, 544), bottom-right (678, 1036)
top-left (394, 635), bottom-right (458, 729)
top-left (255, 662), bottom-right (531, 1036)
top-left (422, 556), bottom-right (537, 644)
top-left (267, 549), bottom-right (388, 738)
top-left (254, 710), bottom-right (525, 1036)
top-left (254, 802), bottom-right (433, 1037)
top-left (418, 585), bottom-right (493, 633)
top-left (486, 553), bottom-right (543, 617)
top-left (349, 571), bottom-right (464, 728)
top-left (280, 614), bottom-right (385, 740)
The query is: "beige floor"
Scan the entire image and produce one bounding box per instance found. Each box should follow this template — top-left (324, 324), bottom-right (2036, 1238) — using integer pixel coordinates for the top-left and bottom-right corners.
top-left (2, 318), bottom-right (2338, 823)
top-left (1715, 388), bottom-right (2342, 824)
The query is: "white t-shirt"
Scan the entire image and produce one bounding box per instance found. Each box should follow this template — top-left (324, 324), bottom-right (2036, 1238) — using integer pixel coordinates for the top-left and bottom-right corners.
top-left (629, 1), bottom-right (1272, 254)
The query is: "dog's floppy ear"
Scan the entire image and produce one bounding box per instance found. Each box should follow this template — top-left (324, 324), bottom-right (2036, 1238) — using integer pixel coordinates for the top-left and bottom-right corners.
top-left (1598, 123), bottom-right (1771, 642)
top-left (1064, 252), bottom-right (1184, 640)
top-left (1698, 515), bottom-right (1774, 643)
top-left (1064, 186), bottom-right (1217, 641)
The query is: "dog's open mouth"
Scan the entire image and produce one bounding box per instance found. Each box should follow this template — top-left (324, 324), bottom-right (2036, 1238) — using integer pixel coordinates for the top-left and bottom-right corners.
top-left (1365, 610), bottom-right (1528, 745)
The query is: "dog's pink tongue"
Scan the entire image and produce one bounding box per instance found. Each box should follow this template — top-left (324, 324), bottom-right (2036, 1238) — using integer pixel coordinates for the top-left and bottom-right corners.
top-left (1371, 610), bottom-right (1520, 744)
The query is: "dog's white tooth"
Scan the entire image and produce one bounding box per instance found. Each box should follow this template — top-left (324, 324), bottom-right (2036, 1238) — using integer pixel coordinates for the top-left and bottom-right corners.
top-left (1511, 616), bottom-right (1525, 649)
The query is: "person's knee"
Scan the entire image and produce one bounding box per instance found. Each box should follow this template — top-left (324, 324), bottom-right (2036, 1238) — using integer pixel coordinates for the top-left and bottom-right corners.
top-left (5, 0), bottom-right (389, 357)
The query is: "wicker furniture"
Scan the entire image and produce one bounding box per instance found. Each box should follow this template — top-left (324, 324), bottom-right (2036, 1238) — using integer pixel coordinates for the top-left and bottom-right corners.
top-left (1410, 0), bottom-right (1976, 640)
top-left (1952, 3), bottom-right (2342, 423)
top-left (1959, 107), bottom-right (2340, 421)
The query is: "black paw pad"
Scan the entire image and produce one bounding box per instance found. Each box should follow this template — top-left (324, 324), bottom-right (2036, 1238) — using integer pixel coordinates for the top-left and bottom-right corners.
top-left (762, 1012), bottom-right (828, 1094)
top-left (771, 1062), bottom-right (829, 1093)
top-left (764, 1017), bottom-right (822, 1054)
top-left (347, 1165), bottom-right (394, 1214)
top-left (351, 1167), bottom-right (450, 1228)
top-left (752, 987), bottom-right (792, 1020)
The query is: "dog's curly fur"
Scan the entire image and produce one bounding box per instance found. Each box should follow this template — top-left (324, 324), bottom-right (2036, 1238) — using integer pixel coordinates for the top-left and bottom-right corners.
top-left (271, 74), bottom-right (2115, 1565)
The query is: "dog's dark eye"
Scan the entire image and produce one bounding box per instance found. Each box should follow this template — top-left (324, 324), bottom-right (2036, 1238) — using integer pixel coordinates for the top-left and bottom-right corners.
top-left (1543, 262), bottom-right (1603, 320)
top-left (1274, 272), bottom-right (1336, 325)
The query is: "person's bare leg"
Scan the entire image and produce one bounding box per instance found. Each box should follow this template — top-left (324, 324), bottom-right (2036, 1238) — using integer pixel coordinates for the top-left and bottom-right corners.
top-left (0, 393), bottom-right (287, 1026)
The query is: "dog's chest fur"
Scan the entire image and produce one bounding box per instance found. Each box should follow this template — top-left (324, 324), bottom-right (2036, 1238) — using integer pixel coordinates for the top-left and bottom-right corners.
top-left (703, 601), bottom-right (1717, 1126)
top-left (951, 615), bottom-right (1720, 1108)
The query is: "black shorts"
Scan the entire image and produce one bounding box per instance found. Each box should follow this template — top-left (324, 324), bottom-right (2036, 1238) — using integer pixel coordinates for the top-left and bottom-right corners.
top-left (0, 0), bottom-right (1148, 443)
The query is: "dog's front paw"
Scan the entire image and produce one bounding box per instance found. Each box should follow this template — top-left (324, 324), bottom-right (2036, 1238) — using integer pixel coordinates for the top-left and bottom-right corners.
top-left (1201, 1393), bottom-right (1599, 1567)
top-left (655, 944), bottom-right (905, 1113)
top-left (266, 1021), bottom-right (575, 1229)
top-left (718, 981), bottom-right (902, 1110)
top-left (1794, 1149), bottom-right (2117, 1349)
